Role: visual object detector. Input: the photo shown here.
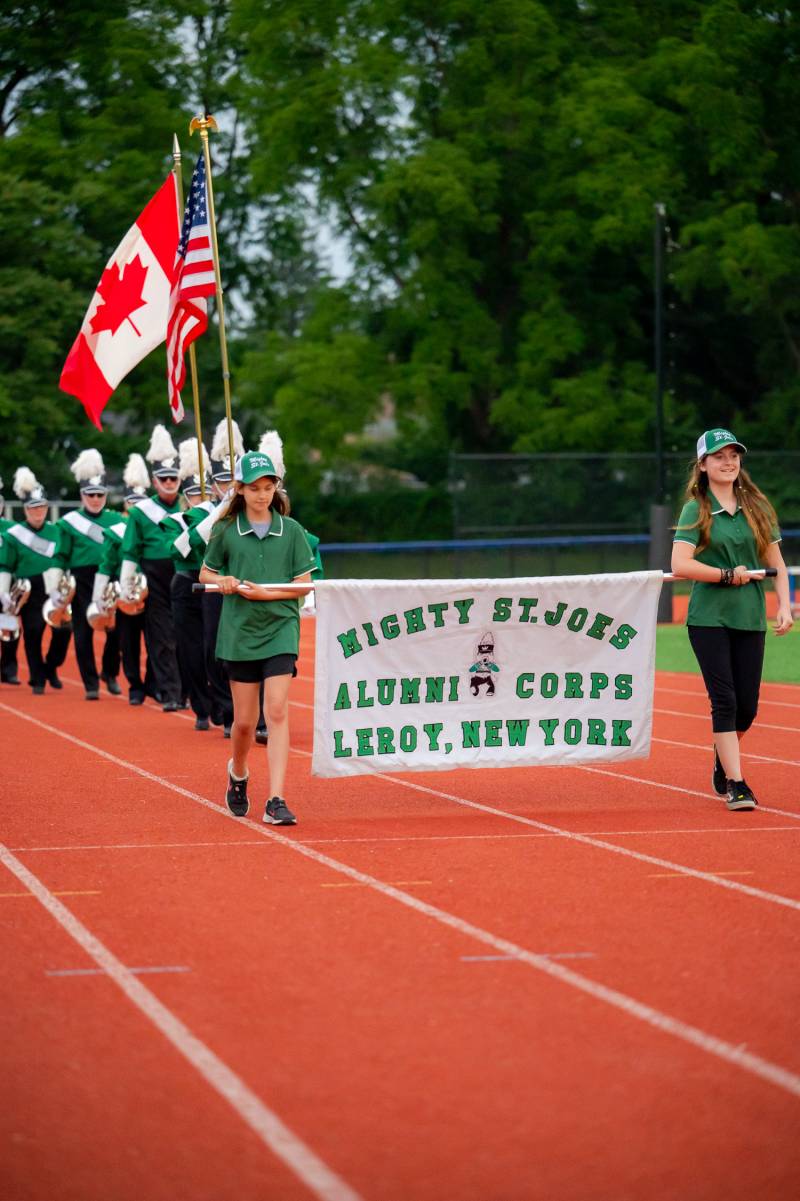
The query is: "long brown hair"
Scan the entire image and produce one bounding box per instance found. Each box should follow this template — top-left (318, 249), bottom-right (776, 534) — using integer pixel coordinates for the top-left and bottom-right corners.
top-left (222, 480), bottom-right (287, 522)
top-left (678, 459), bottom-right (778, 558)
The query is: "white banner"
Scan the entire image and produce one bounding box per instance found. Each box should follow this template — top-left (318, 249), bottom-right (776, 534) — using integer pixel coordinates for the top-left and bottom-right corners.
top-left (312, 572), bottom-right (664, 778)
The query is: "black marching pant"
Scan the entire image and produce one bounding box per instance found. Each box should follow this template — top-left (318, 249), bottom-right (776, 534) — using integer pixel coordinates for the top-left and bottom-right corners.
top-left (117, 610), bottom-right (148, 696)
top-left (687, 625), bottom-right (766, 734)
top-left (171, 570), bottom-right (210, 720)
top-left (141, 557), bottom-right (181, 707)
top-left (71, 565), bottom-right (120, 691)
top-left (19, 575), bottom-right (72, 688)
top-left (1, 633), bottom-right (19, 680)
top-left (202, 590), bottom-right (233, 726)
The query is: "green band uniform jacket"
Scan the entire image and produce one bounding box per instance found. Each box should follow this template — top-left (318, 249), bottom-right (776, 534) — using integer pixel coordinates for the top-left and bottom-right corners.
top-left (0, 519), bottom-right (64, 579)
top-left (57, 507), bottom-right (122, 570)
top-left (120, 494), bottom-right (183, 563)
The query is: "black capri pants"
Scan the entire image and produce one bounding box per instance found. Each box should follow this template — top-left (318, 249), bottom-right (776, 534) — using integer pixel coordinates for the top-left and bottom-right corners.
top-left (687, 625), bottom-right (766, 734)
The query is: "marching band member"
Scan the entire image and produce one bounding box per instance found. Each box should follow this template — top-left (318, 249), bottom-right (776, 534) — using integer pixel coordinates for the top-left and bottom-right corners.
top-left (0, 469), bottom-right (70, 694)
top-left (0, 476), bottom-right (21, 685)
top-left (56, 449), bottom-right (121, 700)
top-left (119, 426), bottom-right (183, 712)
top-left (94, 454), bottom-right (152, 705)
top-left (162, 438), bottom-right (214, 730)
top-left (198, 418), bottom-right (244, 736)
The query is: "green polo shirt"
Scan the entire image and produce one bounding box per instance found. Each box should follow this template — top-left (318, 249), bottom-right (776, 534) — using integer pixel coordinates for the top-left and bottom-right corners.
top-left (120, 494), bottom-right (184, 563)
top-left (203, 511), bottom-right (315, 661)
top-left (57, 506), bottom-right (121, 569)
top-left (673, 493), bottom-right (780, 631)
top-left (0, 519), bottom-right (63, 579)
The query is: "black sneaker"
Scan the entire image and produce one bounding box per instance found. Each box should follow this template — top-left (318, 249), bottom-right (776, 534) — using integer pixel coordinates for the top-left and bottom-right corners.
top-left (46, 668), bottom-right (62, 690)
top-left (726, 780), bottom-right (758, 811)
top-left (225, 761), bottom-right (249, 817)
top-left (263, 796), bottom-right (297, 826)
top-left (255, 724), bottom-right (269, 746)
top-left (85, 689), bottom-right (100, 701)
top-left (129, 690), bottom-right (145, 706)
top-left (101, 673), bottom-right (122, 696)
top-left (712, 748), bottom-right (727, 797)
top-left (32, 684), bottom-right (45, 695)
top-left (223, 724), bottom-right (232, 739)
top-left (195, 716), bottom-right (210, 731)
top-left (162, 700), bottom-right (179, 713)
top-left (1, 674), bottom-right (20, 685)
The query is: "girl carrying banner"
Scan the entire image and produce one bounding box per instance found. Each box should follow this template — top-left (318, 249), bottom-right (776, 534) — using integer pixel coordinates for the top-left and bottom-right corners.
top-left (672, 429), bottom-right (793, 811)
top-left (199, 450), bottom-right (314, 825)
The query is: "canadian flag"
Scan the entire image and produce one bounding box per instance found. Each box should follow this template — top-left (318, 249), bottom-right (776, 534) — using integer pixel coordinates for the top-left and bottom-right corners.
top-left (60, 175), bottom-right (180, 429)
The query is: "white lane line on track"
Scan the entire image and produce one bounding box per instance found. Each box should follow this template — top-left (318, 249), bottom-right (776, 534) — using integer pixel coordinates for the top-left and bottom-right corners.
top-left (0, 843), bottom-right (363, 1201)
top-left (4, 705), bottom-right (800, 1102)
top-left (652, 736), bottom-right (800, 771)
top-left (655, 707), bottom-right (800, 734)
top-left (657, 687), bottom-right (800, 711)
top-left (12, 826), bottom-right (800, 853)
top-left (45, 965), bottom-right (191, 977)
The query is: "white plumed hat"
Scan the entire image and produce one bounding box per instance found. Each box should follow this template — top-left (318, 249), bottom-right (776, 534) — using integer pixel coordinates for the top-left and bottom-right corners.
top-left (13, 466), bottom-right (48, 507)
top-left (210, 418), bottom-right (243, 482)
top-left (257, 430), bottom-right (285, 481)
top-left (71, 448), bottom-right (107, 493)
top-left (146, 424), bottom-right (180, 477)
top-left (123, 453), bottom-right (150, 503)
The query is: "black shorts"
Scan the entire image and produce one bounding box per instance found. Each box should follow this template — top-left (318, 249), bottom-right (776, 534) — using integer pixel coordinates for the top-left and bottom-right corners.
top-left (222, 653), bottom-right (298, 683)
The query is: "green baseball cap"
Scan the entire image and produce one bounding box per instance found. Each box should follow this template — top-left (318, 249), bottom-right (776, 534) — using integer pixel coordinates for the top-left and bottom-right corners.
top-left (696, 428), bottom-right (747, 460)
top-left (236, 450), bottom-right (280, 484)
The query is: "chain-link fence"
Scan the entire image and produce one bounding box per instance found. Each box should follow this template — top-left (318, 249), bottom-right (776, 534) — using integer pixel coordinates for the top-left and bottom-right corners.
top-left (449, 452), bottom-right (800, 538)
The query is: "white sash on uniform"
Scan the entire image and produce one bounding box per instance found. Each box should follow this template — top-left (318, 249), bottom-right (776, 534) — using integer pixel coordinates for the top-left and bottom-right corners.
top-left (137, 498), bottom-right (168, 527)
top-left (63, 510), bottom-right (106, 544)
top-left (7, 523), bottom-right (57, 558)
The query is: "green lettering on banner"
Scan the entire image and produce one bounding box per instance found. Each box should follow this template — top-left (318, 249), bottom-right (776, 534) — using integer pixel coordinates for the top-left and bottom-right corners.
top-left (333, 730), bottom-right (352, 758)
top-left (567, 607), bottom-right (588, 632)
top-left (462, 721), bottom-right (481, 749)
top-left (380, 613), bottom-right (400, 640)
top-left (544, 602), bottom-right (566, 626)
top-left (399, 725), bottom-right (417, 752)
top-left (516, 672), bottom-right (535, 699)
top-left (426, 677), bottom-right (445, 702)
top-left (586, 612), bottom-right (613, 641)
top-left (506, 719), bottom-right (530, 746)
top-left (564, 718), bottom-right (581, 745)
top-left (493, 597), bottom-right (512, 622)
top-left (587, 718), bottom-right (607, 745)
top-left (356, 680), bottom-right (374, 708)
top-left (484, 719), bottom-right (502, 747)
top-left (564, 672), bottom-right (584, 699)
top-left (614, 674), bottom-right (633, 700)
top-left (589, 672), bottom-right (608, 698)
top-left (356, 728), bottom-right (375, 756)
top-left (427, 602), bottom-right (449, 627)
top-left (518, 597), bottom-right (538, 623)
top-left (453, 598), bottom-right (475, 624)
top-left (334, 683), bottom-right (351, 710)
top-left (609, 624), bottom-right (637, 651)
top-left (362, 622), bottom-right (379, 647)
top-left (337, 629), bottom-right (362, 659)
top-left (540, 672), bottom-right (558, 699)
top-left (377, 728), bottom-right (395, 755)
top-left (400, 678), bottom-right (420, 704)
top-left (448, 676), bottom-right (460, 701)
top-left (423, 722), bottom-right (443, 750)
top-left (611, 719), bottom-right (632, 746)
top-left (404, 606), bottom-right (426, 634)
top-left (538, 718), bottom-right (558, 745)
top-left (377, 678), bottom-right (396, 705)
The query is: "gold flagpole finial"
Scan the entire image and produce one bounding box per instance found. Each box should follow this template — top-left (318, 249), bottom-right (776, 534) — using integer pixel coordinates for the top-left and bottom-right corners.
top-left (172, 131), bottom-right (206, 500)
top-left (189, 113), bottom-right (235, 477)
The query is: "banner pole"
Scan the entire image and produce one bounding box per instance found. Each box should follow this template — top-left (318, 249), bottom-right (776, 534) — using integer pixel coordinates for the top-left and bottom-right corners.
top-left (189, 113), bottom-right (236, 477)
top-left (172, 133), bottom-right (206, 500)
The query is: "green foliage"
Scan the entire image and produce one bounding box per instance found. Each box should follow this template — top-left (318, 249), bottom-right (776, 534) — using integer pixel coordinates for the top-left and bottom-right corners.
top-left (1, 1), bottom-right (799, 538)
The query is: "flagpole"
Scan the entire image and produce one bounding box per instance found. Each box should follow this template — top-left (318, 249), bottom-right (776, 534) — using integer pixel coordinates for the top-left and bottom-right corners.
top-left (189, 114), bottom-right (236, 476)
top-left (172, 133), bottom-right (207, 500)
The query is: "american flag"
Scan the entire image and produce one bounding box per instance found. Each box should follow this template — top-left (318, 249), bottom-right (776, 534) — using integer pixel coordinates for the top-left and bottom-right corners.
top-left (166, 152), bottom-right (217, 422)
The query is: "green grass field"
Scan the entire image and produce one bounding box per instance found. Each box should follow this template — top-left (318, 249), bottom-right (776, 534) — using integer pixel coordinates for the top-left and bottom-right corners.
top-left (656, 623), bottom-right (800, 683)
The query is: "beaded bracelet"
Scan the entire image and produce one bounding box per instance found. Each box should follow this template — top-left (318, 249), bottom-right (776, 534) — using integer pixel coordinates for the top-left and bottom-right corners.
top-left (719, 567), bottom-right (734, 586)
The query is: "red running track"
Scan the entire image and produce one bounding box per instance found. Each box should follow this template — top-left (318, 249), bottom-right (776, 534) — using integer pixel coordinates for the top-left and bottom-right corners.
top-left (1, 621), bottom-right (799, 1201)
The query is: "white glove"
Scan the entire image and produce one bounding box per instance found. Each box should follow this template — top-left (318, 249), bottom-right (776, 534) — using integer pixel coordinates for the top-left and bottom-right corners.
top-left (196, 493), bottom-right (232, 544)
top-left (119, 559), bottom-right (137, 601)
top-left (43, 567), bottom-right (63, 599)
top-left (0, 570), bottom-right (11, 610)
top-left (92, 571), bottom-right (110, 610)
top-left (0, 592), bottom-right (11, 614)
